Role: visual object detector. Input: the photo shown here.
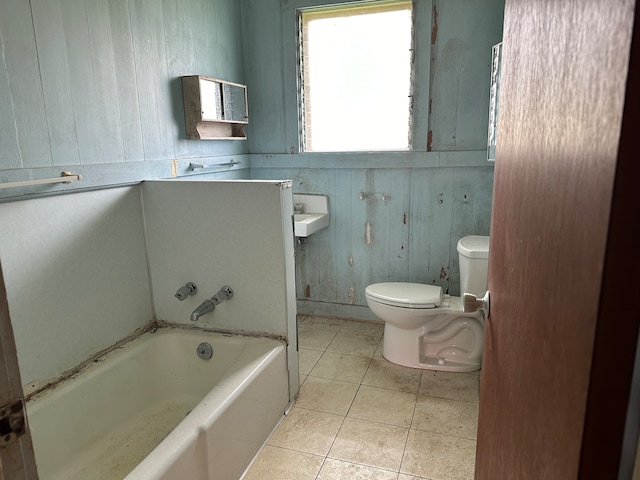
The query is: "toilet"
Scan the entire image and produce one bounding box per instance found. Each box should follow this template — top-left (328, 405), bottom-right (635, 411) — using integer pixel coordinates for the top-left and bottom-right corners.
top-left (365, 235), bottom-right (489, 372)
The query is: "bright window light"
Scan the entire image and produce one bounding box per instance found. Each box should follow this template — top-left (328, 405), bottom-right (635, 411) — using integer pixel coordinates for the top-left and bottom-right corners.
top-left (300, 2), bottom-right (413, 152)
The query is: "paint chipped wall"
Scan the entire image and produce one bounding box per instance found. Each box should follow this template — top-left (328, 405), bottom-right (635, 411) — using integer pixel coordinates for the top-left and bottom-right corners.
top-left (243, 0), bottom-right (504, 318)
top-left (0, 0), bottom-right (250, 199)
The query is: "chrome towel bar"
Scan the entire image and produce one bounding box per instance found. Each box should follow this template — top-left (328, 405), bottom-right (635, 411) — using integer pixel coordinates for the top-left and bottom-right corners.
top-left (0, 171), bottom-right (82, 190)
top-left (189, 160), bottom-right (239, 171)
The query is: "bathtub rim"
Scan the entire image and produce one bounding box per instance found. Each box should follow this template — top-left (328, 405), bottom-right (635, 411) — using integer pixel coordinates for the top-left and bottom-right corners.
top-left (24, 320), bottom-right (289, 403)
top-left (26, 324), bottom-right (291, 480)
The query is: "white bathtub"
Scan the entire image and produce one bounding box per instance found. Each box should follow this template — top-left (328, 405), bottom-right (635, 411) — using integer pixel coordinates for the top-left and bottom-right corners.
top-left (26, 327), bottom-right (290, 480)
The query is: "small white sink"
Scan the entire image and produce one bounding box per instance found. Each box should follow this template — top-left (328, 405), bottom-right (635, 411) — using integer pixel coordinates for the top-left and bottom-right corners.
top-left (294, 213), bottom-right (329, 237)
top-left (293, 194), bottom-right (330, 238)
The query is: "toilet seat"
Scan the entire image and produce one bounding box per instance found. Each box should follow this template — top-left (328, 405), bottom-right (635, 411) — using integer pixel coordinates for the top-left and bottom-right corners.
top-left (365, 282), bottom-right (442, 308)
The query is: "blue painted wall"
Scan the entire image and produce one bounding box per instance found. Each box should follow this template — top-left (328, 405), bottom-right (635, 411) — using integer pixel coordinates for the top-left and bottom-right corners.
top-left (0, 0), bottom-right (504, 320)
top-left (243, 0), bottom-right (504, 318)
top-left (0, 0), bottom-right (250, 200)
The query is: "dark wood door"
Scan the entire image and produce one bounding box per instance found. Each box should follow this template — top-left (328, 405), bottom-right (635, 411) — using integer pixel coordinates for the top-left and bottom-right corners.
top-left (475, 0), bottom-right (640, 479)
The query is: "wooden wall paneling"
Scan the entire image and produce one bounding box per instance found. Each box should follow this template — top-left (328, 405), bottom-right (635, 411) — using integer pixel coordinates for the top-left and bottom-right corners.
top-left (426, 168), bottom-right (454, 292)
top-left (86, 0), bottom-right (126, 163)
top-left (200, 0), bottom-right (246, 158)
top-left (334, 170), bottom-right (356, 305)
top-left (31, 0), bottom-right (80, 166)
top-left (0, 41), bottom-right (21, 169)
top-left (108, 0), bottom-right (144, 162)
top-left (408, 169), bottom-right (432, 284)
top-left (279, 167), bottom-right (302, 190)
top-left (410, 0), bottom-right (433, 151)
top-left (129, 0), bottom-right (173, 161)
top-left (350, 169), bottom-right (371, 306)
top-left (369, 169), bottom-right (392, 284)
top-left (0, 0), bottom-right (52, 169)
top-left (213, 0), bottom-right (244, 82)
top-left (62, 0), bottom-right (105, 164)
top-left (448, 166), bottom-right (494, 295)
top-left (314, 170), bottom-right (338, 303)
top-left (296, 168), bottom-right (334, 302)
top-left (429, 0), bottom-right (504, 151)
top-left (452, 0), bottom-right (503, 150)
top-left (428, 0), bottom-right (461, 151)
top-left (280, 5), bottom-right (302, 155)
top-left (388, 168), bottom-right (412, 282)
top-left (163, 0), bottom-right (201, 158)
top-left (149, 0), bottom-right (175, 161)
top-left (203, 0), bottom-right (221, 75)
top-left (241, 0), bottom-right (287, 153)
top-left (296, 234), bottom-right (318, 301)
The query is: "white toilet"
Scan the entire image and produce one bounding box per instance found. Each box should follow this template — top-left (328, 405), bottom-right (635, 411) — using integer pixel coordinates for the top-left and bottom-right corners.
top-left (365, 235), bottom-right (489, 372)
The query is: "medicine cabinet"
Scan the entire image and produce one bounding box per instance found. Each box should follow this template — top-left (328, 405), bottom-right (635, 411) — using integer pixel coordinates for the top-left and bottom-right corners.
top-left (181, 75), bottom-right (248, 140)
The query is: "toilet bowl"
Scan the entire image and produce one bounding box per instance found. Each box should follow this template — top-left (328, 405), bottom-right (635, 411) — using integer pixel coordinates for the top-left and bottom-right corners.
top-left (365, 235), bottom-right (489, 372)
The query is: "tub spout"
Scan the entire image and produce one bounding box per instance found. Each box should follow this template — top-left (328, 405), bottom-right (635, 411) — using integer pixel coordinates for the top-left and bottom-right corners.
top-left (190, 300), bottom-right (215, 322)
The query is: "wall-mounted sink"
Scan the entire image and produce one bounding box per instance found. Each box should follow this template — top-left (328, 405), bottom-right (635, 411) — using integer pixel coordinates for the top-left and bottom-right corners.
top-left (294, 213), bottom-right (329, 237)
top-left (293, 194), bottom-right (330, 238)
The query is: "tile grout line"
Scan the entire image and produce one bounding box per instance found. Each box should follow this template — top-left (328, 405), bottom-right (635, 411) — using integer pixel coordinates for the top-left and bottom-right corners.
top-left (257, 317), bottom-right (478, 479)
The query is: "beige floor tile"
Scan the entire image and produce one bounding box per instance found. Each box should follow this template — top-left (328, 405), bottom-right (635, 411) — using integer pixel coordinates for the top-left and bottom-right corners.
top-left (299, 348), bottom-right (323, 375)
top-left (362, 357), bottom-right (423, 394)
top-left (411, 395), bottom-right (478, 439)
top-left (242, 445), bottom-right (324, 480)
top-left (374, 340), bottom-right (385, 358)
top-left (299, 315), bottom-right (345, 332)
top-left (398, 474), bottom-right (427, 480)
top-left (310, 352), bottom-right (372, 384)
top-left (298, 328), bottom-right (337, 351)
top-left (329, 417), bottom-right (408, 471)
top-left (316, 458), bottom-right (398, 480)
top-left (348, 385), bottom-right (416, 428)
top-left (295, 376), bottom-right (360, 415)
top-left (400, 429), bottom-right (476, 480)
top-left (339, 320), bottom-right (385, 338)
top-left (419, 371), bottom-right (479, 402)
top-left (327, 332), bottom-right (381, 358)
top-left (268, 407), bottom-right (344, 455)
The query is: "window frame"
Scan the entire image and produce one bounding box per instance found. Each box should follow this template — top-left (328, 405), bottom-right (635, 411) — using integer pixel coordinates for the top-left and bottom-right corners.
top-left (281, 0), bottom-right (431, 155)
top-left (298, 1), bottom-right (414, 153)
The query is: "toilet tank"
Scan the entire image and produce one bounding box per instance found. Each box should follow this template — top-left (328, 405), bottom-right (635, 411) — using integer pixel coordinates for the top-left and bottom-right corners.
top-left (457, 235), bottom-right (490, 296)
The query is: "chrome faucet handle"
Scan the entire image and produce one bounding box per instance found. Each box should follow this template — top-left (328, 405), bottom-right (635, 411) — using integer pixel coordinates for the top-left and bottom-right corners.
top-left (211, 286), bottom-right (233, 305)
top-left (175, 282), bottom-right (198, 301)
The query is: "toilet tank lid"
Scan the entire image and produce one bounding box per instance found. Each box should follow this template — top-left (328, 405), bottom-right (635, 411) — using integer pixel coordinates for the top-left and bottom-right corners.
top-left (457, 235), bottom-right (490, 258)
top-left (366, 283), bottom-right (442, 308)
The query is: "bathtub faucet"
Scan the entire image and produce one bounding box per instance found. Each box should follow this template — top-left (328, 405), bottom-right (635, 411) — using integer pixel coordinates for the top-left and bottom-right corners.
top-left (212, 286), bottom-right (233, 304)
top-left (175, 282), bottom-right (198, 301)
top-left (190, 286), bottom-right (234, 322)
top-left (190, 300), bottom-right (215, 322)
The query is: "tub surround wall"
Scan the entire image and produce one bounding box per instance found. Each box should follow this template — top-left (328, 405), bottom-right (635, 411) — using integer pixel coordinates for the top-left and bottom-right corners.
top-left (0, 186), bottom-right (153, 387)
top-left (143, 180), bottom-right (295, 336)
top-left (0, 181), bottom-right (298, 401)
top-left (142, 180), bottom-right (298, 399)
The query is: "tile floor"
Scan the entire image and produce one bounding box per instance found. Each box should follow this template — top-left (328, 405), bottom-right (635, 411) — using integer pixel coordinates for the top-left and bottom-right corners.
top-left (242, 315), bottom-right (480, 480)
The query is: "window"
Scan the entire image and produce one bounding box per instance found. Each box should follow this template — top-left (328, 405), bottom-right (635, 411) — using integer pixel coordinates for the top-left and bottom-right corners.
top-left (299, 2), bottom-right (413, 152)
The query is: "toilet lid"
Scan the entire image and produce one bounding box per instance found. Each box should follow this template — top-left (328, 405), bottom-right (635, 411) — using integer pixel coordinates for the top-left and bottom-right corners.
top-left (365, 283), bottom-right (442, 308)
